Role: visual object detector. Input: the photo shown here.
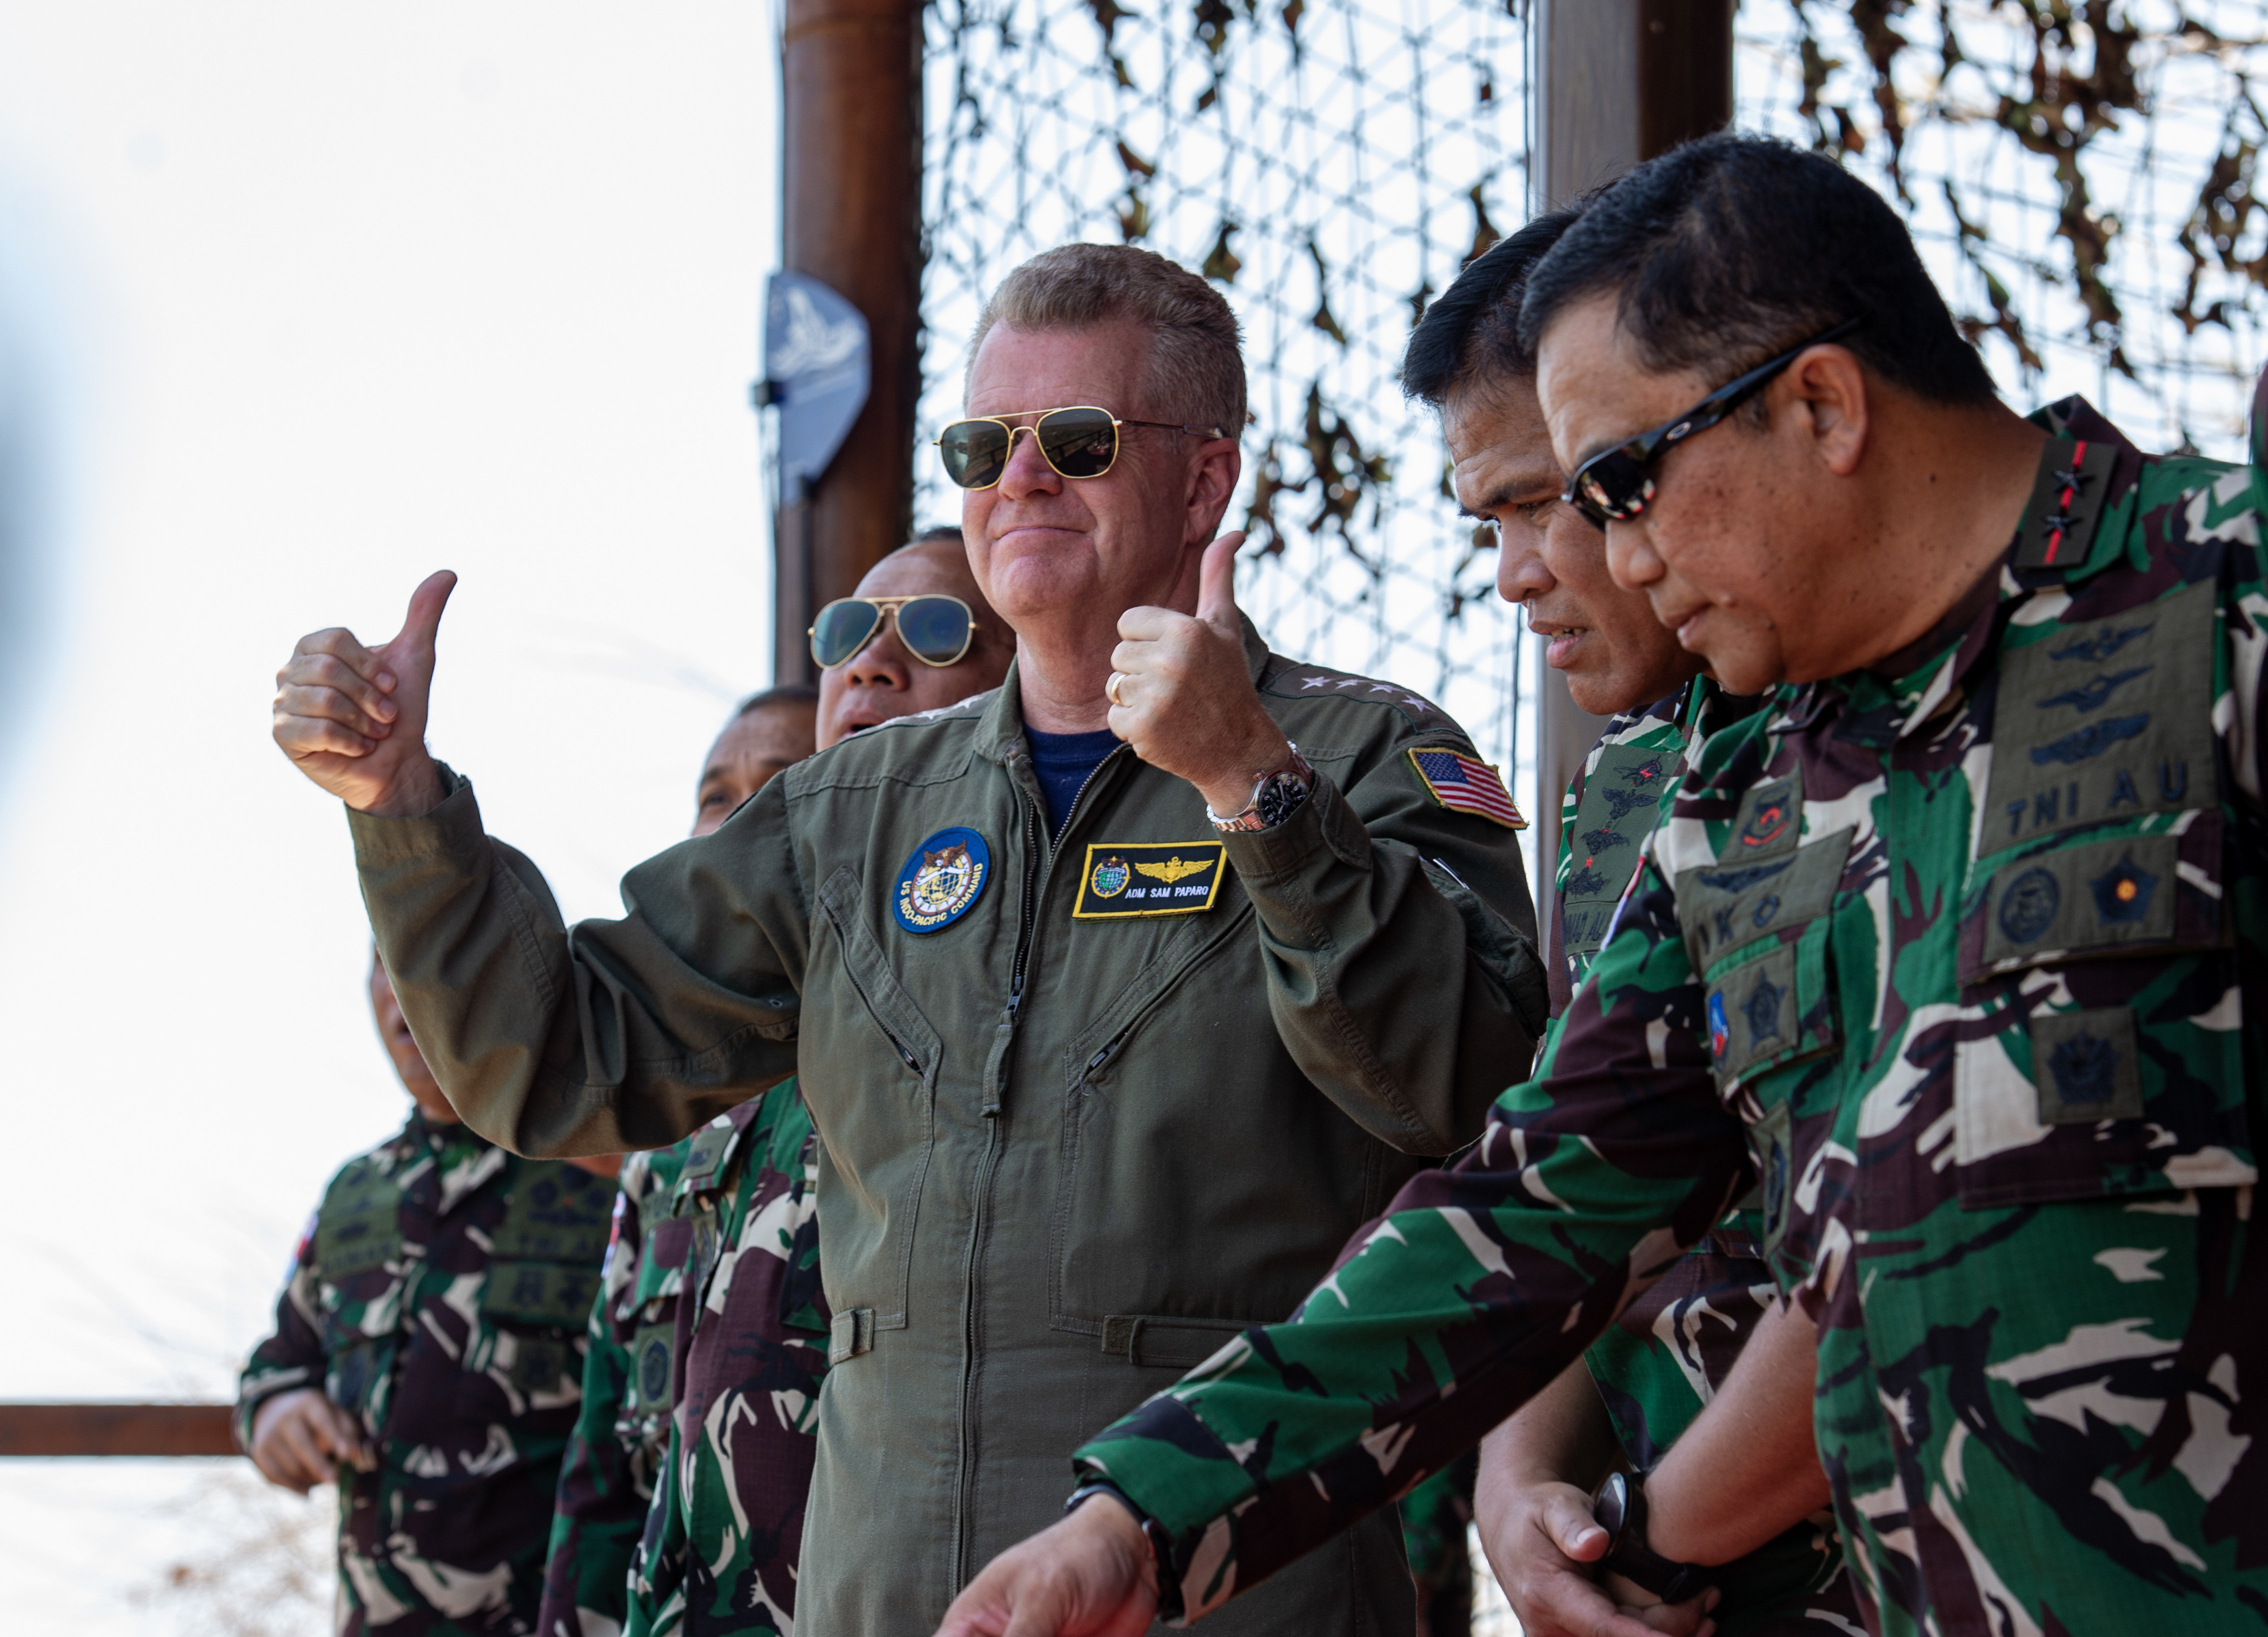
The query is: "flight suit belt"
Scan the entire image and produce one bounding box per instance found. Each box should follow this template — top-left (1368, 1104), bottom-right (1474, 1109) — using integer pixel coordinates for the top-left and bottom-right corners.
top-left (1099, 1315), bottom-right (1253, 1370)
top-left (826, 1308), bottom-right (1256, 1370)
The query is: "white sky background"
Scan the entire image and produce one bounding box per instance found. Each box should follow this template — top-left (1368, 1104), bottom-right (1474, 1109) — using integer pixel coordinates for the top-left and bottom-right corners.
top-left (0, 4), bottom-right (779, 1627)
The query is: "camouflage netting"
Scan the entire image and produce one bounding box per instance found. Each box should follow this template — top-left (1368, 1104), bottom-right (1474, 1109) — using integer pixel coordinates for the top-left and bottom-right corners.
top-left (1740, 0), bottom-right (2268, 459)
top-left (917, 0), bottom-right (1539, 854)
top-left (917, 0), bottom-right (2268, 863)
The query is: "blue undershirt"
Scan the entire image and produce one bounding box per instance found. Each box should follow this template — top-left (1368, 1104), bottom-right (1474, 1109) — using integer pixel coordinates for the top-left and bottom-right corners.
top-left (1024, 727), bottom-right (1121, 836)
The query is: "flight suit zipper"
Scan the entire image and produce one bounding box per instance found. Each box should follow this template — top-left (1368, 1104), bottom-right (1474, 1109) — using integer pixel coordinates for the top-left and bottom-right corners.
top-left (952, 741), bottom-right (1128, 1588)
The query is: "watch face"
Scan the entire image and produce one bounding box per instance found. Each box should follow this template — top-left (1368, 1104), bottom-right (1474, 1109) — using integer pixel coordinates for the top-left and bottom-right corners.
top-left (1594, 1472), bottom-right (1631, 1536)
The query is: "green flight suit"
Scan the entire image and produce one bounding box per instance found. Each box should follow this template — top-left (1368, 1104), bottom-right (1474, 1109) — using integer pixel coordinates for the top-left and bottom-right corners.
top-left (344, 619), bottom-right (1548, 1637)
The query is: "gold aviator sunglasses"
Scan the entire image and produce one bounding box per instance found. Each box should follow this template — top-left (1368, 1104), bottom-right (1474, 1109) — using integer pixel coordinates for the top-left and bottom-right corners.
top-left (809, 595), bottom-right (981, 671)
top-left (935, 405), bottom-right (1226, 490)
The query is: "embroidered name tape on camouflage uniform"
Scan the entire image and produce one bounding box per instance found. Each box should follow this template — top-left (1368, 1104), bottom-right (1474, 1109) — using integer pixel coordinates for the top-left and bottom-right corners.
top-left (1072, 841), bottom-right (1228, 918)
top-left (1564, 744), bottom-right (1681, 959)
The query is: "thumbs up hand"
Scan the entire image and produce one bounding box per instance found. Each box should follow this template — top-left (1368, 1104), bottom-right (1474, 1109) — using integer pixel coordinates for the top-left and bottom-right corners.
top-left (272, 571), bottom-right (455, 816)
top-left (1107, 533), bottom-right (1295, 819)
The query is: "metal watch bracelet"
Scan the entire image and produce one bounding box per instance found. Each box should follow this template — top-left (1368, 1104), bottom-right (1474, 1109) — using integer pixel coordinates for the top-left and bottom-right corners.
top-left (1207, 744), bottom-right (1314, 833)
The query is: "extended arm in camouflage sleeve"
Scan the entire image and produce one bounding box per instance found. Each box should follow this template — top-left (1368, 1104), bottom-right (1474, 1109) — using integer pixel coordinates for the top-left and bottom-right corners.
top-left (234, 1215), bottom-right (328, 1454)
top-left (1072, 859), bottom-right (1749, 1620)
top-left (1220, 729), bottom-right (1548, 1154)
top-left (345, 771), bottom-right (806, 1158)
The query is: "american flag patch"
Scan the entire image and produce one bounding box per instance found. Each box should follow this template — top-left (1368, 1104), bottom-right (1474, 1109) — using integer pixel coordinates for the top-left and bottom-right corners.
top-left (1407, 747), bottom-right (1526, 830)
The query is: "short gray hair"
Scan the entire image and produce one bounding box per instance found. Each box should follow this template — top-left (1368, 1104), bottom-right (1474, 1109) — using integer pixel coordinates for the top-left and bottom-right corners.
top-left (968, 244), bottom-right (1245, 436)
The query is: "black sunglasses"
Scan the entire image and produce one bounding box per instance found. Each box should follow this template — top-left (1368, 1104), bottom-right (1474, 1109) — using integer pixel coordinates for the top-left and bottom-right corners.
top-left (809, 595), bottom-right (980, 670)
top-left (1561, 317), bottom-right (1865, 527)
top-left (936, 405), bottom-right (1226, 490)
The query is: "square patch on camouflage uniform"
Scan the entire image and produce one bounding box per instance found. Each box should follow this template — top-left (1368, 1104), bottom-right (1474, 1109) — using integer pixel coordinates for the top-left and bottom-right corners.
top-left (1677, 830), bottom-right (1852, 972)
top-left (1565, 744), bottom-right (1684, 959)
top-left (1721, 768), bottom-right (1804, 862)
top-left (1980, 579), bottom-right (2218, 856)
top-left (2029, 1007), bottom-right (2144, 1124)
top-left (1975, 832), bottom-right (2180, 973)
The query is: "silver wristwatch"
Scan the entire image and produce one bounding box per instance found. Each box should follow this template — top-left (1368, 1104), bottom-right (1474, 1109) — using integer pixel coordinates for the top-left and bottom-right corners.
top-left (1207, 745), bottom-right (1315, 833)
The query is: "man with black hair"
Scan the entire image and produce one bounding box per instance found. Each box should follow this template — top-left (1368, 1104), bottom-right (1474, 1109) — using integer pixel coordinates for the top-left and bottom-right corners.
top-left (1401, 211), bottom-right (1853, 1637)
top-left (940, 134), bottom-right (2268, 1637)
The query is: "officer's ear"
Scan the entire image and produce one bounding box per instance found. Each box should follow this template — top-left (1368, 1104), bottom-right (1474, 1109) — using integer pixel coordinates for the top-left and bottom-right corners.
top-left (1778, 343), bottom-right (1871, 479)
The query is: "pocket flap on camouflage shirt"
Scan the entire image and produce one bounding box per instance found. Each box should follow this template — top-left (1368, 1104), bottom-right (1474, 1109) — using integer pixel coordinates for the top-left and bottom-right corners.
top-left (1677, 829), bottom-right (1852, 972)
top-left (1701, 923), bottom-right (1838, 1091)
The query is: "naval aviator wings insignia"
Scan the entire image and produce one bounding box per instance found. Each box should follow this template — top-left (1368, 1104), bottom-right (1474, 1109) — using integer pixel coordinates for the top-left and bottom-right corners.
top-left (1074, 841), bottom-right (1229, 918)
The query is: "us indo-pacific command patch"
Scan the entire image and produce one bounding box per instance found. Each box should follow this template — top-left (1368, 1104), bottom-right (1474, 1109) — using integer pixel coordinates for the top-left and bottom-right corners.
top-left (1073, 841), bottom-right (1228, 918)
top-left (894, 827), bottom-right (991, 933)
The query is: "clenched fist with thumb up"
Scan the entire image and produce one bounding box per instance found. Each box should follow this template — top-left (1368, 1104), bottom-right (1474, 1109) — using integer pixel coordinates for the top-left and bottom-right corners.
top-left (272, 570), bottom-right (456, 817)
top-left (1106, 532), bottom-right (1296, 819)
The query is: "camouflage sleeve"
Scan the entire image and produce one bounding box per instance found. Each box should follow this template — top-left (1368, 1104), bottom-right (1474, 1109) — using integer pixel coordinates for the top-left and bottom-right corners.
top-left (1071, 859), bottom-right (1751, 1622)
top-left (234, 1209), bottom-right (327, 1453)
top-left (537, 1185), bottom-right (651, 1637)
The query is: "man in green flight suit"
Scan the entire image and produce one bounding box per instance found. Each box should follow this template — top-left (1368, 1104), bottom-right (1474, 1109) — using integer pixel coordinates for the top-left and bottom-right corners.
top-left (239, 952), bottom-right (618, 1636)
top-left (269, 242), bottom-right (1549, 1637)
top-left (538, 531), bottom-right (1018, 1637)
top-left (940, 134), bottom-right (2268, 1637)
top-left (1404, 206), bottom-right (1854, 1637)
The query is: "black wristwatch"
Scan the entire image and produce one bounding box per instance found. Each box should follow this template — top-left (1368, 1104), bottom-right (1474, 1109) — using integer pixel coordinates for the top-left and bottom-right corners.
top-left (1593, 1472), bottom-right (1711, 1605)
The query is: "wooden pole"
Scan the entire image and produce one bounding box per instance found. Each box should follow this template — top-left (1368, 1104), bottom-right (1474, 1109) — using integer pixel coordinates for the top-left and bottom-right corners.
top-left (0, 1403), bottom-right (237, 1457)
top-left (774, 0), bottom-right (926, 685)
top-left (1529, 0), bottom-right (1733, 899)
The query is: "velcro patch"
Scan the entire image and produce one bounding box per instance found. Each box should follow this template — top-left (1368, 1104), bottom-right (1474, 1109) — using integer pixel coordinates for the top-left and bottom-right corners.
top-left (1408, 747), bottom-right (1526, 830)
top-left (1564, 744), bottom-right (1684, 958)
top-left (2030, 1008), bottom-right (2143, 1124)
top-left (1981, 579), bottom-right (2217, 854)
top-left (1677, 830), bottom-right (1852, 972)
top-left (1073, 841), bottom-right (1229, 918)
top-left (1722, 768), bottom-right (1804, 861)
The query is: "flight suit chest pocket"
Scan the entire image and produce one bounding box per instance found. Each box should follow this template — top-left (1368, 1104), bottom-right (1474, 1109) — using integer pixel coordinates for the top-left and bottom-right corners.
top-left (813, 867), bottom-right (946, 1335)
top-left (1676, 826), bottom-right (1851, 1095)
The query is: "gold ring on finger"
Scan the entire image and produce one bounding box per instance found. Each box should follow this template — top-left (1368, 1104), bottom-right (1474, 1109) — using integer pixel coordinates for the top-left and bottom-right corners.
top-left (1105, 671), bottom-right (1128, 708)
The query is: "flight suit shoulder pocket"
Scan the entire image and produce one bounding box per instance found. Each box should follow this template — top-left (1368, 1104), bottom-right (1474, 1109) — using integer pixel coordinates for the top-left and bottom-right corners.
top-left (818, 867), bottom-right (944, 1079)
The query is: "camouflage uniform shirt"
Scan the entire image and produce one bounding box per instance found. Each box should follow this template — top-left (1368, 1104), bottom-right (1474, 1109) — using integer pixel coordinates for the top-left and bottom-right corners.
top-left (238, 1112), bottom-right (613, 1635)
top-left (1560, 681), bottom-right (1851, 1631)
top-left (624, 1076), bottom-right (827, 1637)
top-left (1073, 400), bottom-right (2266, 1634)
top-left (537, 1141), bottom-right (695, 1637)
